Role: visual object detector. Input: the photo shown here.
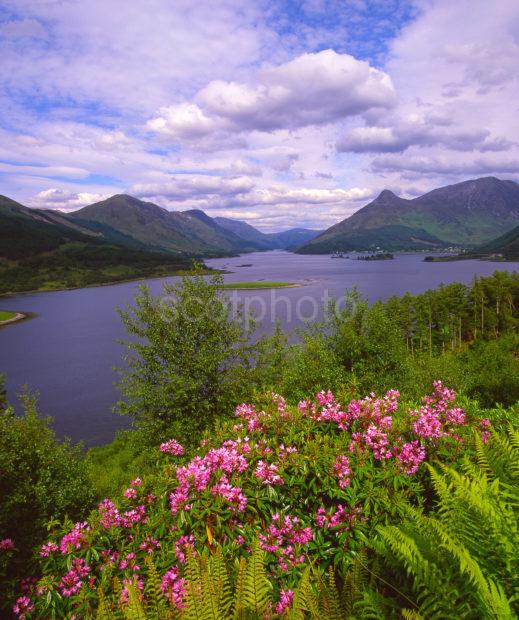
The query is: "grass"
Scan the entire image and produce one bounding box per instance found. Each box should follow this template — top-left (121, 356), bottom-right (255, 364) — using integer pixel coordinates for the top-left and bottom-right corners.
top-left (0, 310), bottom-right (17, 322)
top-left (217, 281), bottom-right (297, 289)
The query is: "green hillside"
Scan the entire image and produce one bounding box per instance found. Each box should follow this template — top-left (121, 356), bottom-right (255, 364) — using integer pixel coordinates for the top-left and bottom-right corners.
top-left (299, 177), bottom-right (519, 253)
top-left (470, 224), bottom-right (519, 260)
top-left (0, 196), bottom-right (193, 294)
top-left (71, 195), bottom-right (262, 256)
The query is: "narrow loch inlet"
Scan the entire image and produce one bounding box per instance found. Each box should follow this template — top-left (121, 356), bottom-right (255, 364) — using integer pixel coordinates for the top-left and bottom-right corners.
top-left (0, 251), bottom-right (517, 446)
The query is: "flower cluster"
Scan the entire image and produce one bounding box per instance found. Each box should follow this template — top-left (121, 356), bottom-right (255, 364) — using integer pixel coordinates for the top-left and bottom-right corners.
top-left (160, 439), bottom-right (185, 456)
top-left (13, 596), bottom-right (33, 619)
top-left (333, 455), bottom-right (351, 488)
top-left (170, 439), bottom-right (250, 516)
top-left (18, 383), bottom-right (489, 617)
top-left (255, 460), bottom-right (284, 485)
top-left (480, 418), bottom-right (492, 443)
top-left (275, 589), bottom-right (294, 614)
top-left (161, 567), bottom-right (186, 609)
top-left (260, 514), bottom-right (313, 571)
top-left (410, 381), bottom-right (467, 442)
top-left (98, 499), bottom-right (147, 529)
top-left (316, 504), bottom-right (361, 531)
top-left (397, 441), bottom-right (427, 475)
top-left (174, 534), bottom-right (195, 564)
top-left (59, 558), bottom-right (91, 597)
top-left (0, 538), bottom-right (15, 551)
top-left (235, 403), bottom-right (268, 432)
top-left (59, 522), bottom-right (90, 554)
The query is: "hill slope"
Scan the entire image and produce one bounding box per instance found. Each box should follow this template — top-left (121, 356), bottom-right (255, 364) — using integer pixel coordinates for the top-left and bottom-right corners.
top-left (71, 195), bottom-right (262, 256)
top-left (470, 224), bottom-right (519, 260)
top-left (0, 195), bottom-right (192, 294)
top-left (214, 216), bottom-right (322, 250)
top-left (298, 177), bottom-right (519, 254)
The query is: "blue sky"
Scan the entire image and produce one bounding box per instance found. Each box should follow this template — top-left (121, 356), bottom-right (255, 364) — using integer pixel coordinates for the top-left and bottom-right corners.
top-left (1, 0), bottom-right (518, 230)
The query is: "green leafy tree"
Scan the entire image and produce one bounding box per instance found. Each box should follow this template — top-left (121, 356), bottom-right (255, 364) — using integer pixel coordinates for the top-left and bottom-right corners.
top-left (0, 392), bottom-right (95, 605)
top-left (0, 373), bottom-right (6, 411)
top-left (117, 269), bottom-right (255, 446)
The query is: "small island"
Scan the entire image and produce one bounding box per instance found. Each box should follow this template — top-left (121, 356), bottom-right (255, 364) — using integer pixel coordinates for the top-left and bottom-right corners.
top-left (217, 281), bottom-right (298, 289)
top-left (0, 310), bottom-right (26, 326)
top-left (357, 252), bottom-right (394, 261)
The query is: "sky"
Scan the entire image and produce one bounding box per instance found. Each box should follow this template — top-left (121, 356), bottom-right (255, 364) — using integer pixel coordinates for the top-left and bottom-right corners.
top-left (1, 0), bottom-right (518, 231)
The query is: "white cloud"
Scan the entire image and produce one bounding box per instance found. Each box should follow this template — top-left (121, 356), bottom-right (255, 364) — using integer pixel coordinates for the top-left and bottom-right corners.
top-left (31, 188), bottom-right (110, 211)
top-left (147, 50), bottom-right (396, 140)
top-left (3, 0), bottom-right (519, 231)
top-left (0, 161), bottom-right (89, 179)
top-left (147, 104), bottom-right (221, 140)
top-left (337, 120), bottom-right (513, 154)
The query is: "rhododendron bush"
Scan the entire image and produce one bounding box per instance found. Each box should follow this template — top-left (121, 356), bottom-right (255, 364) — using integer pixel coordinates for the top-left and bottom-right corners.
top-left (16, 382), bottom-right (491, 618)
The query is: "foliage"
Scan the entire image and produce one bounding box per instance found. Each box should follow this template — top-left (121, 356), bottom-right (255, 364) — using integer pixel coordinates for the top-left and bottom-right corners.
top-left (0, 373), bottom-right (6, 411)
top-left (367, 427), bottom-right (519, 618)
top-left (0, 392), bottom-right (96, 608)
top-left (17, 382), bottom-right (497, 617)
top-left (117, 268), bottom-right (256, 446)
top-left (0, 243), bottom-right (193, 294)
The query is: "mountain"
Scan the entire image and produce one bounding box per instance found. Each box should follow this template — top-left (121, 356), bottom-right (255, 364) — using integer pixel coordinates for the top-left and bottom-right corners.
top-left (213, 217), bottom-right (274, 250)
top-left (71, 195), bottom-right (263, 256)
top-left (298, 177), bottom-right (519, 254)
top-left (268, 227), bottom-right (324, 249)
top-left (0, 195), bottom-right (192, 294)
top-left (214, 216), bottom-right (322, 250)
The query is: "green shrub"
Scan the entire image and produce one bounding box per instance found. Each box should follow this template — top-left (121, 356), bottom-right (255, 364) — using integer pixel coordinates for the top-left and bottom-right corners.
top-left (0, 392), bottom-right (95, 606)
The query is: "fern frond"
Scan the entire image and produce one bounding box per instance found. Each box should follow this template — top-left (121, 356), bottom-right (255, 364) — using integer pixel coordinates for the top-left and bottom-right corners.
top-left (242, 539), bottom-right (271, 616)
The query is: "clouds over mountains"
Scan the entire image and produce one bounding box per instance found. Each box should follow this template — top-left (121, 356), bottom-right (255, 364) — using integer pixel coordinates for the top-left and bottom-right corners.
top-left (1, 0), bottom-right (519, 229)
top-left (148, 50), bottom-right (396, 140)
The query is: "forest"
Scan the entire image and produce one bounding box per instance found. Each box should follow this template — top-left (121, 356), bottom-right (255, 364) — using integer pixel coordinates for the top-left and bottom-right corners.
top-left (1, 270), bottom-right (518, 618)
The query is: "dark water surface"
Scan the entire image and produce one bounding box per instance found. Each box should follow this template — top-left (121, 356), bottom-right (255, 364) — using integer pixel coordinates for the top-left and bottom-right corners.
top-left (0, 251), bottom-right (517, 446)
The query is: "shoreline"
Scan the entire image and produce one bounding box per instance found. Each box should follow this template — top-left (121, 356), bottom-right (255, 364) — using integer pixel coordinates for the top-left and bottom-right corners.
top-left (0, 267), bottom-right (221, 299)
top-left (218, 282), bottom-right (301, 290)
top-left (0, 312), bottom-right (30, 327)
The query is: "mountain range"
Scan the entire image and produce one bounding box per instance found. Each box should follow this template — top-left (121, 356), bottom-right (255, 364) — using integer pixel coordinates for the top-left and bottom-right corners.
top-left (2, 175), bottom-right (519, 294)
top-left (71, 195), bottom-right (321, 255)
top-left (0, 193), bottom-right (321, 262)
top-left (297, 177), bottom-right (519, 253)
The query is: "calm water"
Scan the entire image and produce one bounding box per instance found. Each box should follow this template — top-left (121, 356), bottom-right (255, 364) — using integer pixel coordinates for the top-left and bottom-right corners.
top-left (0, 251), bottom-right (517, 446)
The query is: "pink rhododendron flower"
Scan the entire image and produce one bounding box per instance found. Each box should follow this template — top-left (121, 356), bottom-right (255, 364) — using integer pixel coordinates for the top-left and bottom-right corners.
top-left (59, 559), bottom-right (91, 597)
top-left (13, 596), bottom-right (33, 618)
top-left (444, 407), bottom-right (466, 425)
top-left (260, 514), bottom-right (313, 570)
top-left (255, 460), bottom-right (284, 485)
top-left (120, 576), bottom-right (144, 605)
top-left (161, 567), bottom-right (186, 609)
top-left (316, 504), bottom-right (361, 531)
top-left (412, 408), bottom-right (444, 440)
top-left (124, 487), bottom-right (137, 500)
top-left (275, 589), bottom-right (294, 614)
top-left (175, 534), bottom-right (195, 563)
top-left (333, 455), bottom-right (351, 488)
top-left (397, 441), bottom-right (427, 475)
top-left (364, 425), bottom-right (392, 460)
top-left (59, 522), bottom-right (90, 554)
top-left (0, 538), bottom-right (15, 551)
top-left (139, 536), bottom-right (161, 554)
top-left (160, 439), bottom-right (184, 456)
top-left (211, 475), bottom-right (247, 512)
top-left (39, 541), bottom-right (59, 557)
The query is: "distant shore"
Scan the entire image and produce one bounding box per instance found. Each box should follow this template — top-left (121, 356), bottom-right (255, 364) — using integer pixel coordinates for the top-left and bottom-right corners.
top-left (217, 281), bottom-right (300, 290)
top-left (0, 267), bottom-right (222, 298)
